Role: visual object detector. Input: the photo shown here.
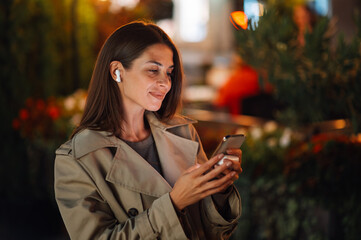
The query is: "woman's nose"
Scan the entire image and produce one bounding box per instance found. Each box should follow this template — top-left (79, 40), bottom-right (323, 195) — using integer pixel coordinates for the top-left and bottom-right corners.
top-left (158, 73), bottom-right (171, 88)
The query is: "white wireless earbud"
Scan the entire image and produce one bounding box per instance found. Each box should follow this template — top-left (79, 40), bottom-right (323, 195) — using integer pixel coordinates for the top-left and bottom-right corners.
top-left (115, 69), bottom-right (121, 83)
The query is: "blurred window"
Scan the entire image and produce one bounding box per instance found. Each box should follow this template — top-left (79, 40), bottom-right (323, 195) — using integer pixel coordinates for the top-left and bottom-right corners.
top-left (108, 0), bottom-right (139, 12)
top-left (244, 0), bottom-right (264, 28)
top-left (314, 0), bottom-right (329, 16)
top-left (179, 0), bottom-right (209, 42)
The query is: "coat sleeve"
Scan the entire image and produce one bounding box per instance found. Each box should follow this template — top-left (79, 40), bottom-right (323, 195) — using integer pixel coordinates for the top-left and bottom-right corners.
top-left (201, 186), bottom-right (242, 239)
top-left (188, 124), bottom-right (242, 239)
top-left (54, 149), bottom-right (187, 240)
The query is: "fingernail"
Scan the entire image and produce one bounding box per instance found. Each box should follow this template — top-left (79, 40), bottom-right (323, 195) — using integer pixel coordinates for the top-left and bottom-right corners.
top-left (226, 161), bottom-right (232, 167)
top-left (218, 153), bottom-right (224, 159)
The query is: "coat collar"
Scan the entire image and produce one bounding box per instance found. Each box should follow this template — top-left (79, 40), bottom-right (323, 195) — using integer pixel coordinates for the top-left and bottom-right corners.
top-left (72, 112), bottom-right (199, 197)
top-left (72, 112), bottom-right (196, 159)
top-left (145, 111), bottom-right (197, 130)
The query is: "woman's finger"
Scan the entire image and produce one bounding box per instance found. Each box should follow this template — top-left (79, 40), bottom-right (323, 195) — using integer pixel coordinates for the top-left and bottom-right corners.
top-left (222, 159), bottom-right (242, 175)
top-left (202, 180), bottom-right (234, 197)
top-left (184, 163), bottom-right (201, 174)
top-left (201, 170), bottom-right (236, 194)
top-left (226, 149), bottom-right (242, 158)
top-left (200, 160), bottom-right (233, 182)
top-left (225, 149), bottom-right (243, 172)
top-left (190, 154), bottom-right (224, 176)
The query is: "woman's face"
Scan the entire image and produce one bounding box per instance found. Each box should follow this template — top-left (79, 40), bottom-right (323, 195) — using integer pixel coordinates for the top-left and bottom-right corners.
top-left (120, 43), bottom-right (174, 113)
top-left (293, 5), bottom-right (311, 30)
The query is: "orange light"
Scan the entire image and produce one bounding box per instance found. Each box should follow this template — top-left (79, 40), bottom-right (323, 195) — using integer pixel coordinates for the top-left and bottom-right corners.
top-left (230, 11), bottom-right (248, 30)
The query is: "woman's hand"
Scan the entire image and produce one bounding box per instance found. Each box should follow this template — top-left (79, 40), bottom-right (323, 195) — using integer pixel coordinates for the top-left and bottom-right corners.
top-left (170, 154), bottom-right (238, 211)
top-left (219, 148), bottom-right (243, 176)
top-left (225, 148), bottom-right (243, 173)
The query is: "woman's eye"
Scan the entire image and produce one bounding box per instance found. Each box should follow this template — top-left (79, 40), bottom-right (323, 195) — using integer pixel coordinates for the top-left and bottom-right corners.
top-left (149, 69), bottom-right (158, 74)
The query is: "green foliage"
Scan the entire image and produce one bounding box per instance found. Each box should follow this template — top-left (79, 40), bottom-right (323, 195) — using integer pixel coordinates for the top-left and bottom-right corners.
top-left (0, 0), bottom-right (96, 200)
top-left (285, 135), bottom-right (361, 239)
top-left (232, 125), bottom-right (361, 240)
top-left (235, 2), bottom-right (361, 132)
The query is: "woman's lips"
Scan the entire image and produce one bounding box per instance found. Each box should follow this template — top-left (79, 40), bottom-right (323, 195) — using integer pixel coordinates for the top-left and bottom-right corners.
top-left (149, 92), bottom-right (166, 100)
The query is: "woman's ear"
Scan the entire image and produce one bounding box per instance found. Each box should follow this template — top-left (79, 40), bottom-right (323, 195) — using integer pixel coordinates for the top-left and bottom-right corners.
top-left (110, 61), bottom-right (124, 83)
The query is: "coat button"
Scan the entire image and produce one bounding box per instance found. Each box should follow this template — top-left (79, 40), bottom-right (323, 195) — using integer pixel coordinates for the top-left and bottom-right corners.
top-left (128, 208), bottom-right (139, 217)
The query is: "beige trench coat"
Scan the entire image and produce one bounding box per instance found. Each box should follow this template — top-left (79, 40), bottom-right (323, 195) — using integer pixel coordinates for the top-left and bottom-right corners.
top-left (54, 112), bottom-right (242, 239)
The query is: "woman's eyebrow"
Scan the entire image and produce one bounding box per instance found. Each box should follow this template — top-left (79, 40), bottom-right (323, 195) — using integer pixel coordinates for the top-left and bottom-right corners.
top-left (146, 60), bottom-right (174, 69)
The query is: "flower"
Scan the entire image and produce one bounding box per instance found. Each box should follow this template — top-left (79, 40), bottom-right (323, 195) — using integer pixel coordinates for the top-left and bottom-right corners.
top-left (70, 113), bottom-right (82, 126)
top-left (250, 127), bottom-right (263, 140)
top-left (267, 137), bottom-right (277, 148)
top-left (36, 99), bottom-right (45, 111)
top-left (13, 89), bottom-right (87, 141)
top-left (60, 89), bottom-right (87, 121)
top-left (279, 128), bottom-right (292, 147)
top-left (19, 109), bottom-right (29, 120)
top-left (312, 143), bottom-right (322, 153)
top-left (264, 121), bottom-right (278, 133)
top-left (12, 118), bottom-right (20, 130)
top-left (47, 105), bottom-right (60, 120)
top-left (64, 97), bottom-right (76, 111)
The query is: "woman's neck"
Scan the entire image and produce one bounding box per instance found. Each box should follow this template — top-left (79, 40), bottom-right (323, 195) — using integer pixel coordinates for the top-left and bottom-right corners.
top-left (120, 109), bottom-right (150, 142)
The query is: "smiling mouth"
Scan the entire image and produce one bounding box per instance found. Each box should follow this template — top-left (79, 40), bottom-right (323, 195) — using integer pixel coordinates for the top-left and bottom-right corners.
top-left (149, 92), bottom-right (166, 100)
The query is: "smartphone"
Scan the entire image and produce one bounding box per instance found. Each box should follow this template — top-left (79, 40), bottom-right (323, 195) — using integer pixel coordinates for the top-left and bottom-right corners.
top-left (211, 134), bottom-right (246, 158)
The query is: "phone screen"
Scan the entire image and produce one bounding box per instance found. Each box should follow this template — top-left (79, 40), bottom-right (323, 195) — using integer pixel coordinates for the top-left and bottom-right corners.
top-left (211, 134), bottom-right (245, 157)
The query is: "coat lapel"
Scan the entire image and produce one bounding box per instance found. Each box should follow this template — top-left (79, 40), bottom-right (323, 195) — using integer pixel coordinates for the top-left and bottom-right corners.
top-left (74, 112), bottom-right (199, 197)
top-left (147, 112), bottom-right (199, 187)
top-left (106, 140), bottom-right (172, 198)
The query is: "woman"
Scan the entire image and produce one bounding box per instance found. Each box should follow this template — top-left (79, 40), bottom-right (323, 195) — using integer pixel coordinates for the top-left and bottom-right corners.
top-left (293, 4), bottom-right (316, 46)
top-left (54, 21), bottom-right (243, 239)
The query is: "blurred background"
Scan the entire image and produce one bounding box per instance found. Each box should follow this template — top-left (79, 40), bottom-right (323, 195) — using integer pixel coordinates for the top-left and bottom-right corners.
top-left (1, 0), bottom-right (361, 239)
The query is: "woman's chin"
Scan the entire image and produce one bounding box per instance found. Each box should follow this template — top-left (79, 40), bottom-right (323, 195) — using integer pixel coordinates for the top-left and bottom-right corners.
top-left (146, 104), bottom-right (162, 112)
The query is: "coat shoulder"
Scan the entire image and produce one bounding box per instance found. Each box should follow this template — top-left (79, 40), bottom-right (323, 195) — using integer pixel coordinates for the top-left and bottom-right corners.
top-left (168, 113), bottom-right (197, 126)
top-left (55, 140), bottom-right (72, 156)
top-left (71, 129), bottom-right (116, 159)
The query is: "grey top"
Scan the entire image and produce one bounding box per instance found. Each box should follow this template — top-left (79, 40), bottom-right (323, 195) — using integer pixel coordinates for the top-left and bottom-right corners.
top-left (123, 134), bottom-right (163, 175)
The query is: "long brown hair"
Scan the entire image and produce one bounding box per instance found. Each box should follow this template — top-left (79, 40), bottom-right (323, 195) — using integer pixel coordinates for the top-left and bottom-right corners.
top-left (71, 21), bottom-right (183, 138)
